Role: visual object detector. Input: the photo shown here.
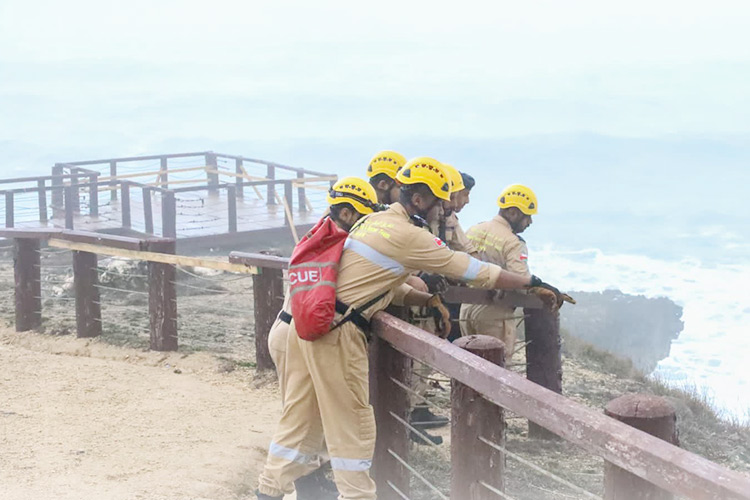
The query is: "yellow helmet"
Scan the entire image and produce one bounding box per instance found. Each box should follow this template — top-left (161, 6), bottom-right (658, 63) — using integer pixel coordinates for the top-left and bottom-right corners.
top-left (442, 164), bottom-right (465, 193)
top-left (367, 150), bottom-right (407, 179)
top-left (327, 176), bottom-right (380, 215)
top-left (497, 184), bottom-right (538, 215)
top-left (395, 157), bottom-right (451, 201)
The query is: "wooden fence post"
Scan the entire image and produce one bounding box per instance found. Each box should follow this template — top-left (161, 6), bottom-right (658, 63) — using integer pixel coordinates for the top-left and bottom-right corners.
top-left (524, 306), bottom-right (562, 439)
top-left (371, 306), bottom-right (411, 500)
top-left (161, 191), bottom-right (176, 238)
top-left (235, 158), bottom-right (244, 198)
top-left (37, 180), bottom-right (48, 223)
top-left (70, 167), bottom-right (81, 213)
top-left (252, 261), bottom-right (283, 371)
top-left (64, 185), bottom-right (75, 229)
top-left (296, 171), bottom-right (307, 213)
top-left (88, 174), bottom-right (99, 217)
top-left (109, 161), bottom-right (118, 201)
top-left (51, 164), bottom-right (64, 218)
top-left (604, 394), bottom-right (678, 500)
top-left (147, 239), bottom-right (178, 351)
top-left (5, 192), bottom-right (14, 228)
top-left (266, 164), bottom-right (276, 205)
top-left (73, 250), bottom-right (101, 338)
top-left (121, 182), bottom-right (131, 229)
top-left (452, 335), bottom-right (506, 499)
top-left (160, 157), bottom-right (168, 189)
top-left (227, 185), bottom-right (237, 233)
top-left (13, 238), bottom-right (42, 331)
top-left (206, 152), bottom-right (219, 193)
top-left (143, 187), bottom-right (154, 234)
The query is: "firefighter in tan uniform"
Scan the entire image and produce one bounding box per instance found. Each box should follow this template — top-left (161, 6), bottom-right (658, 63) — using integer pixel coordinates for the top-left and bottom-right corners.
top-left (257, 159), bottom-right (545, 500)
top-left (459, 184), bottom-right (537, 361)
top-left (268, 177), bottom-right (382, 402)
top-left (366, 150), bottom-right (406, 205)
top-left (428, 164), bottom-right (477, 256)
top-left (265, 177), bottom-right (383, 500)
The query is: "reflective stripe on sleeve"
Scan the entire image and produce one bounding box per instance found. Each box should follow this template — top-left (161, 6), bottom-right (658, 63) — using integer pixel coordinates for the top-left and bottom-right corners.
top-left (268, 442), bottom-right (318, 465)
top-left (344, 238), bottom-right (404, 275)
top-left (330, 456), bottom-right (373, 471)
top-left (463, 256), bottom-right (483, 281)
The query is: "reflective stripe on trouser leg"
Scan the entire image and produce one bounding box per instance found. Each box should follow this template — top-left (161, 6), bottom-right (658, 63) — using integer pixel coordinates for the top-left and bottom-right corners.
top-left (257, 324), bottom-right (327, 497)
top-left (298, 322), bottom-right (377, 500)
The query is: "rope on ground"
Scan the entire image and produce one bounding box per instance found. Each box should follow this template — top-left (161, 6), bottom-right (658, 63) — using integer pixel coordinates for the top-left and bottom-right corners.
top-left (478, 436), bottom-right (603, 500)
top-left (387, 449), bottom-right (449, 500)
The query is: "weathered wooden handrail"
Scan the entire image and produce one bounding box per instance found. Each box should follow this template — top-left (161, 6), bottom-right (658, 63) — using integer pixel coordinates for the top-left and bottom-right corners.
top-left (60, 151), bottom-right (211, 166)
top-left (0, 227), bottom-right (157, 250)
top-left (371, 312), bottom-right (750, 500)
top-left (229, 251), bottom-right (290, 270)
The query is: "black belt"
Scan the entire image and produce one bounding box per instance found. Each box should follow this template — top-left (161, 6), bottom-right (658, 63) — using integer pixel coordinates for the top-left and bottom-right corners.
top-left (278, 310), bottom-right (293, 324)
top-left (278, 292), bottom-right (388, 341)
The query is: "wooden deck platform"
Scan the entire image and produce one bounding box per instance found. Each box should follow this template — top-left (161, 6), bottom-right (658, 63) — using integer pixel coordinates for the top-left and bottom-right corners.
top-left (0, 151), bottom-right (335, 252)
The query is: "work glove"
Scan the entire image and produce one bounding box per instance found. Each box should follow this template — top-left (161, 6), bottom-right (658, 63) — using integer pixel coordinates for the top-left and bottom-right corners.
top-left (419, 273), bottom-right (450, 295)
top-left (528, 275), bottom-right (576, 310)
top-left (427, 294), bottom-right (451, 338)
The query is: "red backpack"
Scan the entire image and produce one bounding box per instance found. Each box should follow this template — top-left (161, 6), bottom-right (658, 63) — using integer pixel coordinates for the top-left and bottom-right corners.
top-left (289, 217), bottom-right (348, 341)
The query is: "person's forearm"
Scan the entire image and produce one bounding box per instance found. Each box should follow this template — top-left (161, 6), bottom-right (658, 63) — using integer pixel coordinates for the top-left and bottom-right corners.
top-left (494, 270), bottom-right (534, 289)
top-left (401, 289), bottom-right (432, 307)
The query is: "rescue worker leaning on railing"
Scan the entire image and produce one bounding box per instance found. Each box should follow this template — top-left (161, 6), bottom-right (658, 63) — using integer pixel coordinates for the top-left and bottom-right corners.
top-left (256, 157), bottom-right (557, 500)
top-left (264, 175), bottom-right (444, 500)
top-left (459, 184), bottom-right (575, 362)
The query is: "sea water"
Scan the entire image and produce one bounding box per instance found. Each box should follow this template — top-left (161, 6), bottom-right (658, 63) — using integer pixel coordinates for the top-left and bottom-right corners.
top-left (530, 246), bottom-right (750, 421)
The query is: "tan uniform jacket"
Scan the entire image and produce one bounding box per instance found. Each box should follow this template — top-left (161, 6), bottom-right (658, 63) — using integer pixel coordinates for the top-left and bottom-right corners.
top-left (339, 203), bottom-right (503, 319)
top-left (428, 208), bottom-right (476, 254)
top-left (460, 215), bottom-right (531, 342)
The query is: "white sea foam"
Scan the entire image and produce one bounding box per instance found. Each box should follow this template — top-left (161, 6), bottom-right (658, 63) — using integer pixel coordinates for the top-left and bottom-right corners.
top-left (530, 246), bottom-right (750, 420)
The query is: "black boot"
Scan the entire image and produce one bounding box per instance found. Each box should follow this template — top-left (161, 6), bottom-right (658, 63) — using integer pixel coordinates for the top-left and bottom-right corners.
top-left (294, 465), bottom-right (339, 500)
top-left (409, 428), bottom-right (443, 445)
top-left (410, 404), bottom-right (449, 429)
top-left (255, 491), bottom-right (283, 500)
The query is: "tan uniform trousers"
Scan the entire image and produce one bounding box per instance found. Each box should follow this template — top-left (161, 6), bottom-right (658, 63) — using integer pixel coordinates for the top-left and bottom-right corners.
top-left (459, 303), bottom-right (519, 362)
top-left (258, 322), bottom-right (376, 499)
top-left (268, 317), bottom-right (289, 403)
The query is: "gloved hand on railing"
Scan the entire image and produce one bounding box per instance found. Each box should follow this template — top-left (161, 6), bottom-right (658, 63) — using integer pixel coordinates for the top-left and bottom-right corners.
top-left (419, 272), bottom-right (450, 295)
top-left (427, 294), bottom-right (451, 338)
top-left (528, 275), bottom-right (576, 310)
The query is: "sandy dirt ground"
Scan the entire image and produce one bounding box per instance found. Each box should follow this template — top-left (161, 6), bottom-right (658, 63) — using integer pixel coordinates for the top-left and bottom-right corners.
top-left (0, 325), bottom-right (287, 500)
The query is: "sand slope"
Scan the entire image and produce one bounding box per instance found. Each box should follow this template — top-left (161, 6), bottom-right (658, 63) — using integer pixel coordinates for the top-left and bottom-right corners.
top-left (0, 326), bottom-right (281, 500)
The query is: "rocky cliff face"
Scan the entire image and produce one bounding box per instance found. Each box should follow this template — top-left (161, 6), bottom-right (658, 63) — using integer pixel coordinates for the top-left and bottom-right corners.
top-left (560, 289), bottom-right (683, 372)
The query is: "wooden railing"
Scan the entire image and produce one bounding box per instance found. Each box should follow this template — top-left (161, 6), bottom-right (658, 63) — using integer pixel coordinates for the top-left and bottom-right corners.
top-left (230, 252), bottom-right (750, 500)
top-left (3, 240), bottom-right (748, 499)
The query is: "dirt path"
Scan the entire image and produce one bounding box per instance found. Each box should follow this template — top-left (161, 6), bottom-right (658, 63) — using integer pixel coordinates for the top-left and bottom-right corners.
top-left (0, 325), bottom-right (283, 500)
